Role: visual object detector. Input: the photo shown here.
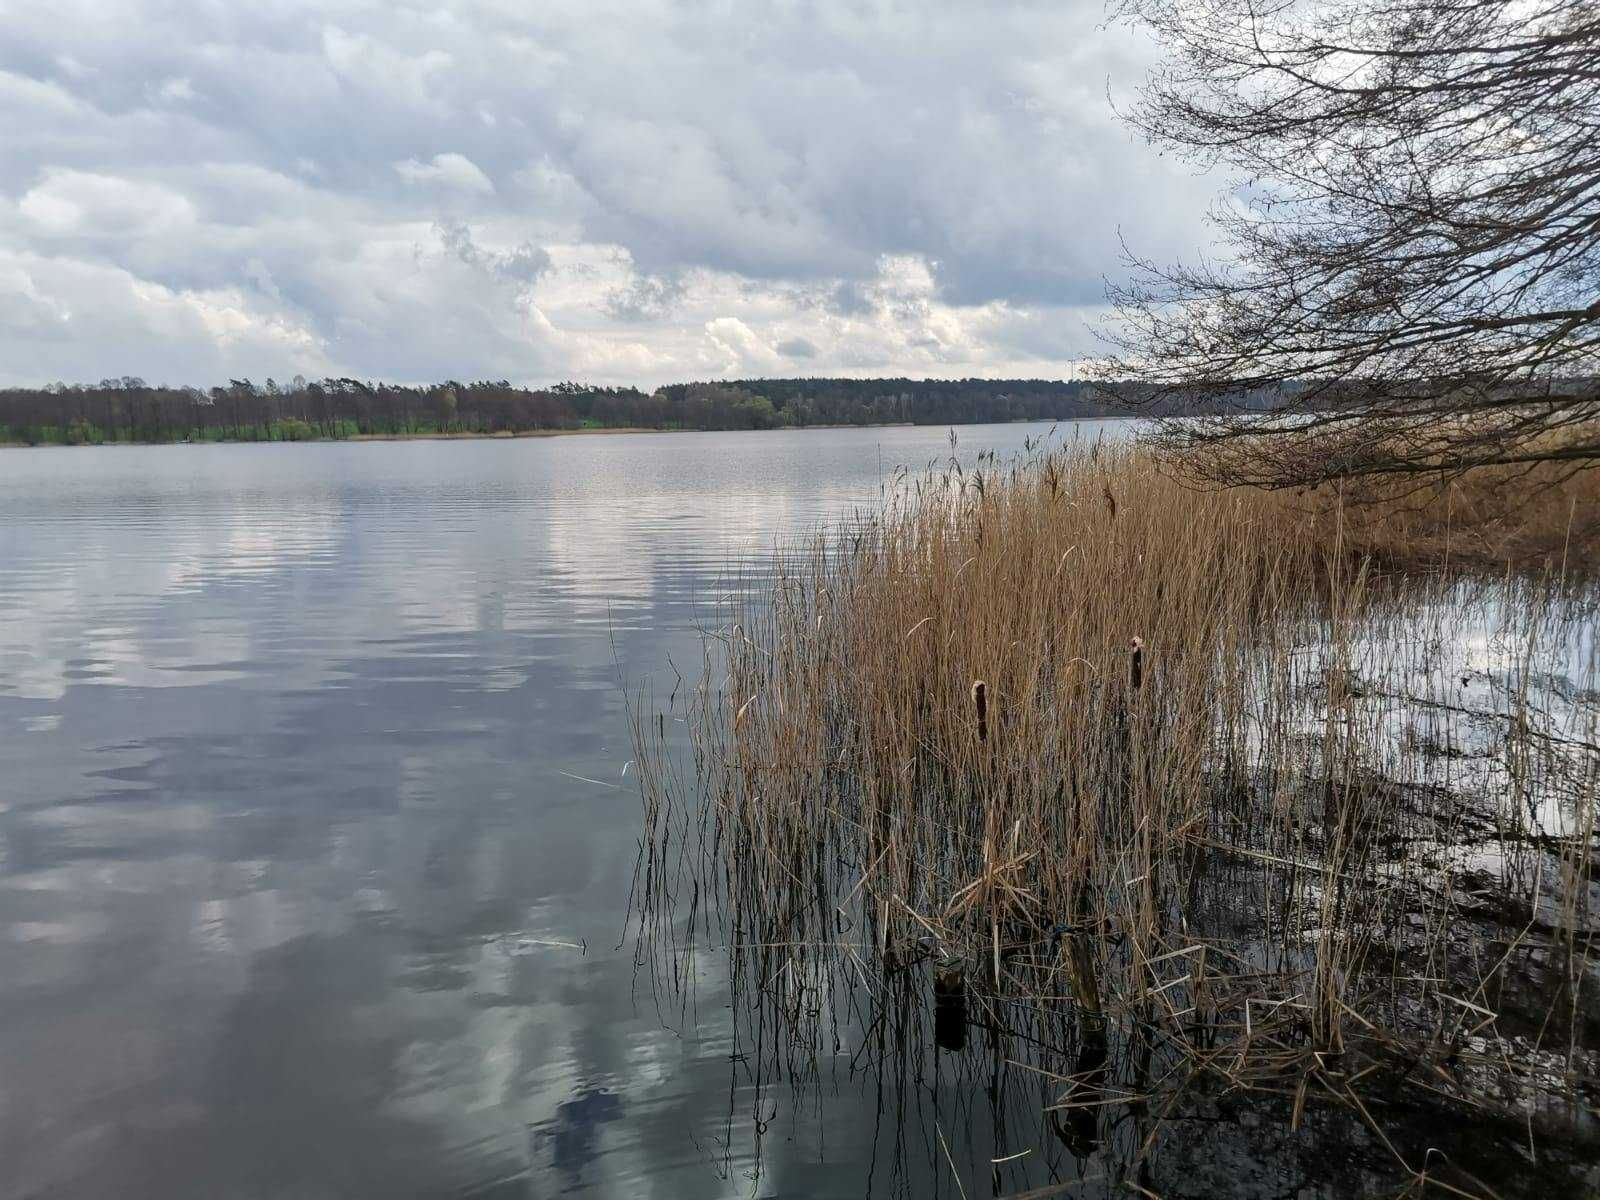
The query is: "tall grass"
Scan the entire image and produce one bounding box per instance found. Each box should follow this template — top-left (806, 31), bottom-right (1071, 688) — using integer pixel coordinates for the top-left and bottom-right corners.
top-left (632, 437), bottom-right (1599, 1193)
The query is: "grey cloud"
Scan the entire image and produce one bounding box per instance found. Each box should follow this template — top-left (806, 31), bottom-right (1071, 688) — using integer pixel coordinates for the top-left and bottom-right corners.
top-left (776, 337), bottom-right (818, 360)
top-left (603, 273), bottom-right (684, 323)
top-left (435, 221), bottom-right (552, 284)
top-left (0, 0), bottom-right (1216, 386)
top-left (828, 281), bottom-right (877, 316)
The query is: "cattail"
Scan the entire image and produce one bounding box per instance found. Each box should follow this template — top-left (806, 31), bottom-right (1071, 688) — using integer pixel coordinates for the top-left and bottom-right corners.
top-left (933, 953), bottom-right (968, 1052)
top-left (971, 680), bottom-right (988, 743)
top-left (1129, 637), bottom-right (1144, 691)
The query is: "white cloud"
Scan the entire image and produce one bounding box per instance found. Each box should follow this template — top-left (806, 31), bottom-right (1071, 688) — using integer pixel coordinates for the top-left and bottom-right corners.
top-left (155, 76), bottom-right (194, 103)
top-left (704, 316), bottom-right (780, 372)
top-left (394, 152), bottom-right (495, 194)
top-left (321, 25), bottom-right (453, 109)
top-left (0, 247), bottom-right (329, 383)
top-left (0, 69), bottom-right (89, 120)
top-left (18, 169), bottom-right (196, 238)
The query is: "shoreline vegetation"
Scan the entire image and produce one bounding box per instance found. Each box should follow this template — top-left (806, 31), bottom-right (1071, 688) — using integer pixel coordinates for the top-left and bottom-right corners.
top-left (0, 424), bottom-right (680, 449)
top-left (0, 419), bottom-right (995, 450)
top-left (632, 433), bottom-right (1600, 1197)
top-left (0, 376), bottom-right (1186, 448)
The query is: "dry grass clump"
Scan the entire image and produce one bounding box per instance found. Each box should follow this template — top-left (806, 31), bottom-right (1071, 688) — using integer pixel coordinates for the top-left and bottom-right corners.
top-left (632, 437), bottom-right (1599, 1193)
top-left (1159, 422), bottom-right (1600, 576)
top-left (1285, 462), bottom-right (1600, 578)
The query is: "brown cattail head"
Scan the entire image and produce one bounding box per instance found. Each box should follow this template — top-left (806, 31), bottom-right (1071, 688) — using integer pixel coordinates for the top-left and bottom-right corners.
top-left (1129, 637), bottom-right (1145, 692)
top-left (971, 680), bottom-right (988, 742)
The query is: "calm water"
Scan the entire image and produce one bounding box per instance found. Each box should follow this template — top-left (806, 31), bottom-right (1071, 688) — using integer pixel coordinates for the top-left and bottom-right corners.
top-left (0, 423), bottom-right (1098, 1199)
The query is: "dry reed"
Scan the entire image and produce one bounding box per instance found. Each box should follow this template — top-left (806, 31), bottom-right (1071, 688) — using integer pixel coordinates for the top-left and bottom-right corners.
top-left (631, 436), bottom-right (1600, 1195)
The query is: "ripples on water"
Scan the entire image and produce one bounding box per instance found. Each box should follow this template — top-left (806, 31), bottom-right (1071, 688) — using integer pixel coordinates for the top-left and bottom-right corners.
top-left (0, 424), bottom-right (1107, 1198)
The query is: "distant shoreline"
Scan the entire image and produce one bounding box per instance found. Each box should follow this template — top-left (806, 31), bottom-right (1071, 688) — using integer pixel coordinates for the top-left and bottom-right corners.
top-left (0, 416), bottom-right (1123, 450)
top-left (0, 426), bottom-right (662, 449)
top-left (348, 426), bottom-right (663, 441)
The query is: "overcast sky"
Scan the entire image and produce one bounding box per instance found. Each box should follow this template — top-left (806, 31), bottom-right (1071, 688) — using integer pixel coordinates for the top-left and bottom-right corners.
top-left (0, 0), bottom-right (1218, 388)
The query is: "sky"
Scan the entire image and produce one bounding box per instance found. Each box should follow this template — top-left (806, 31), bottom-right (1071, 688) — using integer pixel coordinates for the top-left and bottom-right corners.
top-left (0, 0), bottom-right (1218, 389)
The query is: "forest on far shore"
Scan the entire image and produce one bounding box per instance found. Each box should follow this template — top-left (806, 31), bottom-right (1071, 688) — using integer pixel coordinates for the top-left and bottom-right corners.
top-left (0, 376), bottom-right (1199, 445)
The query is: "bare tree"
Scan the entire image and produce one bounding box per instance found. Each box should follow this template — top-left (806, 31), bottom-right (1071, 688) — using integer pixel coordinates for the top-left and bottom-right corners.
top-left (1100, 0), bottom-right (1600, 485)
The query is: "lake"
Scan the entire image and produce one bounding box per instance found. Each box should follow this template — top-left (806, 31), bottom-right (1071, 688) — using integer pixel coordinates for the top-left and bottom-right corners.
top-left (0, 422), bottom-right (1104, 1199)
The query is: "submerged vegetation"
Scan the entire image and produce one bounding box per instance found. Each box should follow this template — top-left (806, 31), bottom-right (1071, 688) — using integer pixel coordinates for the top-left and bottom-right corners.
top-left (631, 435), bottom-right (1600, 1197)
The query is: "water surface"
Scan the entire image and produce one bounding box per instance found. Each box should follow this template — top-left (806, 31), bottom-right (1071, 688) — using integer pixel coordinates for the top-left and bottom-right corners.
top-left (0, 423), bottom-right (1090, 1198)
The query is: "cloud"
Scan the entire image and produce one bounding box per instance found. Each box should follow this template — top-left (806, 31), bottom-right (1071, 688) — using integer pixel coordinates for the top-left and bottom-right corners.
top-left (0, 247), bottom-right (328, 384)
top-left (154, 76), bottom-right (194, 104)
top-left (394, 153), bottom-right (495, 194)
top-left (19, 169), bottom-right (196, 238)
top-left (0, 0), bottom-right (1217, 387)
top-left (704, 316), bottom-right (780, 373)
top-left (604, 272), bottom-right (683, 323)
top-left (435, 220), bottom-right (550, 283)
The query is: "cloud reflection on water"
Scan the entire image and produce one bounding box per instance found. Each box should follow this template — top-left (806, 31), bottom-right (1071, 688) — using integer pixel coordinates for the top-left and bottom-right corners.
top-left (0, 424), bottom-right (1112, 1197)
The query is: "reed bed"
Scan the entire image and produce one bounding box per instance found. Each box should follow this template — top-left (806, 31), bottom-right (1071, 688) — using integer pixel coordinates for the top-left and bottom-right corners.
top-left (631, 437), bottom-right (1600, 1196)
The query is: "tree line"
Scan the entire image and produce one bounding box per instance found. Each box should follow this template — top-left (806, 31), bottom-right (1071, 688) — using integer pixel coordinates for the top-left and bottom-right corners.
top-left (0, 376), bottom-right (1157, 445)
